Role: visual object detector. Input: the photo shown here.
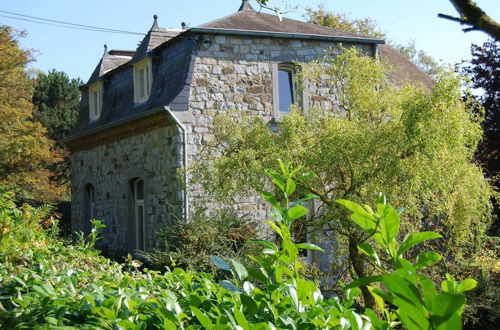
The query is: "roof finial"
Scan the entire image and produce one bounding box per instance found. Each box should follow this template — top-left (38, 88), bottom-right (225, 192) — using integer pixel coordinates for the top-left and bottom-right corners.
top-left (238, 0), bottom-right (254, 12)
top-left (103, 44), bottom-right (108, 54)
top-left (151, 14), bottom-right (159, 31)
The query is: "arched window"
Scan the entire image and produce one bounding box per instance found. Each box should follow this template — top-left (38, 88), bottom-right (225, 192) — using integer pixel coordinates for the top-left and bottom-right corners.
top-left (84, 184), bottom-right (96, 234)
top-left (131, 178), bottom-right (146, 251)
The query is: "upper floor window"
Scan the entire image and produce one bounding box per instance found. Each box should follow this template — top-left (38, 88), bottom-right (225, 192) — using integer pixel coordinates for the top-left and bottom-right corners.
top-left (278, 64), bottom-right (296, 112)
top-left (133, 58), bottom-right (152, 104)
top-left (89, 82), bottom-right (103, 121)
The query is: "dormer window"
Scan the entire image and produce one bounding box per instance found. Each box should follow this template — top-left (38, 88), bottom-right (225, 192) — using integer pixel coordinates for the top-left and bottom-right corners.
top-left (89, 82), bottom-right (103, 121)
top-left (134, 58), bottom-right (152, 104)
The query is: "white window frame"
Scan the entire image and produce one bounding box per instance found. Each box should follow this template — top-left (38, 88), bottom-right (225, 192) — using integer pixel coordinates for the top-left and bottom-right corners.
top-left (88, 82), bottom-right (103, 121)
top-left (133, 58), bottom-right (153, 104)
top-left (133, 179), bottom-right (146, 251)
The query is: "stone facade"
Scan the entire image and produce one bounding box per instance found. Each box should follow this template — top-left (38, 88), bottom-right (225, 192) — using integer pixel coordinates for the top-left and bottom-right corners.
top-left (71, 123), bottom-right (182, 255)
top-left (67, 5), bottom-right (384, 257)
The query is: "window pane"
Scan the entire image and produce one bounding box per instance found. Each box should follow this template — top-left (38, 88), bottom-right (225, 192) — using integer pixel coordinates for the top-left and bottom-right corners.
top-left (139, 68), bottom-right (145, 98)
top-left (135, 180), bottom-right (144, 200)
top-left (93, 91), bottom-right (98, 116)
top-left (136, 205), bottom-right (144, 250)
top-left (278, 69), bottom-right (294, 112)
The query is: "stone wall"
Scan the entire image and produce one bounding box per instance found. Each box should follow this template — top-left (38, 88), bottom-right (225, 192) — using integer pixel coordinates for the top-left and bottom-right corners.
top-left (71, 124), bottom-right (182, 255)
top-left (185, 34), bottom-right (373, 223)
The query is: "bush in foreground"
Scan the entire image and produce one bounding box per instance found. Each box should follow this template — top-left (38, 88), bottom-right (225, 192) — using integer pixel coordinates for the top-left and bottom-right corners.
top-left (0, 164), bottom-right (477, 328)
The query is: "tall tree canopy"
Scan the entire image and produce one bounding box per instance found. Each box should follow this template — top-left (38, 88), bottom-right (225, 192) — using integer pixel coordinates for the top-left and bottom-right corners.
top-left (461, 40), bottom-right (500, 234)
top-left (194, 48), bottom-right (493, 309)
top-left (32, 70), bottom-right (82, 185)
top-left (0, 27), bottom-right (62, 203)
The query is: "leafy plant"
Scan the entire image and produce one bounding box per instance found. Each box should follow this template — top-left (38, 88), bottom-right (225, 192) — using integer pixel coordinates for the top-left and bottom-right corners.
top-left (338, 195), bottom-right (477, 329)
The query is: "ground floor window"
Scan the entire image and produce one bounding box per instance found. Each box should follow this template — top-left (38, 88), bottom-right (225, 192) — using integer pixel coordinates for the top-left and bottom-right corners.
top-left (132, 178), bottom-right (146, 251)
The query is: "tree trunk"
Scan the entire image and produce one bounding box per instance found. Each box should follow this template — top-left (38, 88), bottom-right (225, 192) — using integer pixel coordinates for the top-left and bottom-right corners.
top-left (348, 236), bottom-right (377, 311)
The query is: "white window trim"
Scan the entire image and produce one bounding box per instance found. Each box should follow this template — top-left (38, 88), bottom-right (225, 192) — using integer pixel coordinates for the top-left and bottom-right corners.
top-left (133, 179), bottom-right (146, 251)
top-left (133, 58), bottom-right (153, 104)
top-left (88, 82), bottom-right (103, 121)
top-left (272, 63), bottom-right (308, 117)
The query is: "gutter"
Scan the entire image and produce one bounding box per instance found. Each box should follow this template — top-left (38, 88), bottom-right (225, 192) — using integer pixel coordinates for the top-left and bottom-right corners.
top-left (163, 106), bottom-right (189, 222)
top-left (189, 27), bottom-right (385, 45)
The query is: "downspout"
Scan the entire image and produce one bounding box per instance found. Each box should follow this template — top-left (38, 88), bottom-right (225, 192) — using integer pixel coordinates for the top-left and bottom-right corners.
top-left (163, 106), bottom-right (189, 221)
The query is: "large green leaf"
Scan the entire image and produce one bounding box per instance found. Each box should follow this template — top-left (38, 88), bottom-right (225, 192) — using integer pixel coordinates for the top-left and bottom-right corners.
top-left (190, 306), bottom-right (213, 328)
top-left (336, 199), bottom-right (376, 220)
top-left (357, 242), bottom-right (381, 266)
top-left (295, 242), bottom-right (325, 253)
top-left (414, 252), bottom-right (441, 269)
top-left (429, 292), bottom-right (466, 325)
top-left (377, 204), bottom-right (400, 245)
top-left (344, 276), bottom-right (383, 289)
top-left (382, 274), bottom-right (422, 307)
top-left (287, 205), bottom-right (308, 221)
top-left (259, 190), bottom-right (280, 209)
top-left (250, 239), bottom-right (277, 251)
top-left (398, 232), bottom-right (442, 256)
top-left (285, 178), bottom-right (296, 196)
top-left (231, 259), bottom-right (248, 281)
top-left (457, 278), bottom-right (477, 293)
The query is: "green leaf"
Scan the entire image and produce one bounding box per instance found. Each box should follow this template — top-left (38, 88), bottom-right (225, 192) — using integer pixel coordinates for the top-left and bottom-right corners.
top-left (295, 242), bottom-right (325, 253)
top-left (429, 292), bottom-right (466, 323)
top-left (250, 239), bottom-right (277, 251)
top-left (210, 256), bottom-right (231, 271)
top-left (414, 252), bottom-right (441, 269)
top-left (382, 274), bottom-right (422, 307)
top-left (221, 280), bottom-right (240, 292)
top-left (233, 307), bottom-right (249, 329)
top-left (377, 204), bottom-right (400, 245)
top-left (190, 306), bottom-right (212, 328)
top-left (247, 268), bottom-right (269, 284)
top-left (266, 169), bottom-right (285, 191)
top-left (292, 193), bottom-right (318, 206)
top-left (344, 276), bottom-right (383, 289)
top-left (456, 278), bottom-right (477, 293)
top-left (336, 199), bottom-right (376, 220)
top-left (259, 190), bottom-right (279, 208)
top-left (357, 242), bottom-right (381, 266)
top-left (287, 205), bottom-right (308, 220)
top-left (398, 232), bottom-right (442, 256)
top-left (285, 179), bottom-right (296, 196)
top-left (231, 259), bottom-right (248, 281)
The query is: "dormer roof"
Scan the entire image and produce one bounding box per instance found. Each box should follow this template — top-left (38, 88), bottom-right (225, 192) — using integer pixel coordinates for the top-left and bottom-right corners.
top-left (86, 46), bottom-right (134, 85)
top-left (130, 15), bottom-right (182, 64)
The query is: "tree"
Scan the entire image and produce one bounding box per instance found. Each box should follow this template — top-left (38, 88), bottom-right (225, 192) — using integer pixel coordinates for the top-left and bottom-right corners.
top-left (32, 70), bottom-right (82, 185)
top-left (439, 0), bottom-right (500, 40)
top-left (303, 4), bottom-right (384, 38)
top-left (461, 40), bottom-right (500, 235)
top-left (194, 48), bottom-right (493, 309)
top-left (0, 27), bottom-right (62, 203)
top-left (303, 5), bottom-right (441, 79)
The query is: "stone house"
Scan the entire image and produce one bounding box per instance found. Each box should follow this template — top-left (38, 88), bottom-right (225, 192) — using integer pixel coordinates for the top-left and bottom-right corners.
top-left (66, 0), bottom-right (432, 256)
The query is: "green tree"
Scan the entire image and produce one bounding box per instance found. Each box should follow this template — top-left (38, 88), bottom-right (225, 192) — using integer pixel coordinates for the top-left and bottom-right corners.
top-left (303, 4), bottom-right (385, 38)
top-left (303, 4), bottom-right (441, 78)
top-left (194, 48), bottom-right (493, 309)
top-left (0, 27), bottom-right (62, 203)
top-left (32, 70), bottom-right (82, 185)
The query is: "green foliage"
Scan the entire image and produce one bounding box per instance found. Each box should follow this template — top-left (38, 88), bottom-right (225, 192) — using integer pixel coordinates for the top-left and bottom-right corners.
top-left (142, 209), bottom-right (258, 275)
top-left (304, 4), bottom-right (385, 38)
top-left (338, 195), bottom-right (476, 330)
top-left (32, 69), bottom-right (82, 186)
top-left (0, 27), bottom-right (63, 203)
top-left (0, 164), bottom-right (477, 328)
top-left (194, 47), bottom-right (492, 304)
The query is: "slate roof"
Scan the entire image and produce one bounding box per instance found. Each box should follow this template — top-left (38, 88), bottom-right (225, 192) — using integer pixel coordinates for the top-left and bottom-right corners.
top-left (86, 47), bottom-right (134, 85)
top-left (130, 15), bottom-right (182, 65)
top-left (194, 1), bottom-right (383, 44)
top-left (379, 44), bottom-right (435, 90)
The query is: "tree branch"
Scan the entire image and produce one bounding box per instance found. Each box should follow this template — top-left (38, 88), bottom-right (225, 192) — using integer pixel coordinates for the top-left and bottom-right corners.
top-left (439, 0), bottom-right (500, 40)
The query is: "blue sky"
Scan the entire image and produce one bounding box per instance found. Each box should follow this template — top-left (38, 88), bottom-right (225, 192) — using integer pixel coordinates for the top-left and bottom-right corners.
top-left (1, 0), bottom-right (498, 81)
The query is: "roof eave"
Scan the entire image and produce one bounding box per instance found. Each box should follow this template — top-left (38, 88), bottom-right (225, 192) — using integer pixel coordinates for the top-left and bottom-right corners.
top-left (189, 27), bottom-right (385, 44)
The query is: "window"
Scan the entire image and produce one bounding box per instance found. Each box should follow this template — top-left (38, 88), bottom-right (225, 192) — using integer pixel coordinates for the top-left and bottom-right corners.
top-left (84, 184), bottom-right (96, 234)
top-left (131, 178), bottom-right (146, 250)
top-left (278, 66), bottom-right (295, 112)
top-left (133, 58), bottom-right (152, 104)
top-left (88, 82), bottom-right (103, 121)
